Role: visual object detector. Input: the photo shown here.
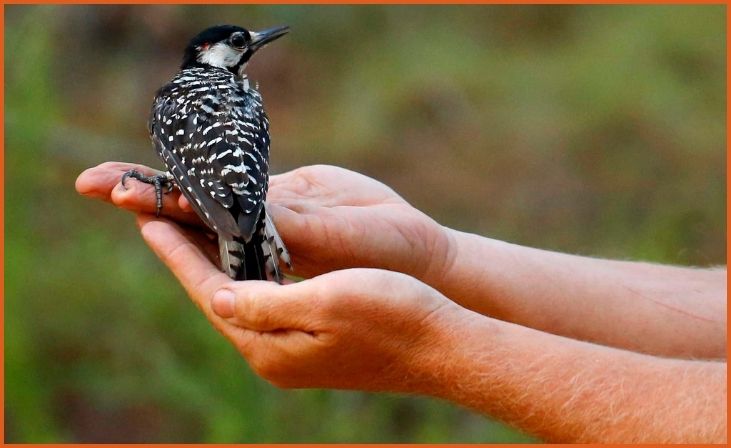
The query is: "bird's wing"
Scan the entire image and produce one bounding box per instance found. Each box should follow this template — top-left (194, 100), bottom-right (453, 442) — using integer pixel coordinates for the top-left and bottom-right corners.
top-left (149, 79), bottom-right (269, 241)
top-left (210, 87), bottom-right (270, 240)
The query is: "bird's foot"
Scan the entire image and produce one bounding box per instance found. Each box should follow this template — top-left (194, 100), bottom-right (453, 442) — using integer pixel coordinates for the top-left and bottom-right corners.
top-left (121, 169), bottom-right (174, 217)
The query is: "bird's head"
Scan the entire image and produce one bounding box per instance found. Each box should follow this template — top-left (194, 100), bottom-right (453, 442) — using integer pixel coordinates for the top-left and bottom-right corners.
top-left (181, 24), bottom-right (289, 75)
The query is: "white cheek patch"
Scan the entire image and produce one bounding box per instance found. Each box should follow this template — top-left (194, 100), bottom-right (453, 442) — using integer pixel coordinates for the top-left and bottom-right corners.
top-left (198, 42), bottom-right (243, 68)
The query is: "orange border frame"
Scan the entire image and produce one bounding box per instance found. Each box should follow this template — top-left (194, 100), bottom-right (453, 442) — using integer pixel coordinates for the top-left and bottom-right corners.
top-left (1, 0), bottom-right (729, 3)
top-left (1, 3), bottom-right (4, 446)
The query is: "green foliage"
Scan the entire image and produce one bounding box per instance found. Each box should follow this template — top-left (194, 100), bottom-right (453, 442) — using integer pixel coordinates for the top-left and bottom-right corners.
top-left (5, 5), bottom-right (725, 443)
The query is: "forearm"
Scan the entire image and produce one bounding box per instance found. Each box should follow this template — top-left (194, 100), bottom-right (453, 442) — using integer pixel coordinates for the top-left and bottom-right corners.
top-left (428, 229), bottom-right (726, 358)
top-left (415, 307), bottom-right (727, 443)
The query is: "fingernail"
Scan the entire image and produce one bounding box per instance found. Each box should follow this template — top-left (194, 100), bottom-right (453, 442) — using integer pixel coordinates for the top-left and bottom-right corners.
top-left (212, 289), bottom-right (235, 318)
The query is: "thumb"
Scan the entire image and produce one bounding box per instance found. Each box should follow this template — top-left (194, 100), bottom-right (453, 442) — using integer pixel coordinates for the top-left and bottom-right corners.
top-left (211, 280), bottom-right (318, 332)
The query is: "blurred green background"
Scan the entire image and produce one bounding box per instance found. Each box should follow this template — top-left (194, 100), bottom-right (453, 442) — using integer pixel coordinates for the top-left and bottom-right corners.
top-left (5, 4), bottom-right (726, 443)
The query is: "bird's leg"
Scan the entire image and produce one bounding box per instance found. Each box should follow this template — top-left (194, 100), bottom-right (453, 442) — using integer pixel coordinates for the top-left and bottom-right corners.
top-left (121, 169), bottom-right (175, 217)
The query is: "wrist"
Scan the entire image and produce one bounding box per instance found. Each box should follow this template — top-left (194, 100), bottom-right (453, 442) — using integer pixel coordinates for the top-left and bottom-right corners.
top-left (420, 228), bottom-right (519, 320)
top-left (419, 226), bottom-right (484, 310)
top-left (417, 222), bottom-right (459, 288)
top-left (403, 299), bottom-right (485, 398)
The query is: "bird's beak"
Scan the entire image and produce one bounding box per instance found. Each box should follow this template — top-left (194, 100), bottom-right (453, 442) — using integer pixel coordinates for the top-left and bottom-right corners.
top-left (249, 25), bottom-right (289, 52)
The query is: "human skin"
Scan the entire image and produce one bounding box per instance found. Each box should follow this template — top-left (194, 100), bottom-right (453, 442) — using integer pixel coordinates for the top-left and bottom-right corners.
top-left (77, 162), bottom-right (727, 359)
top-left (75, 162), bottom-right (728, 442)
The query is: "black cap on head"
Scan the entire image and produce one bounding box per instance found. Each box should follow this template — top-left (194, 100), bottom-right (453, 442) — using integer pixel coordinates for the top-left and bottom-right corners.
top-left (181, 24), bottom-right (289, 73)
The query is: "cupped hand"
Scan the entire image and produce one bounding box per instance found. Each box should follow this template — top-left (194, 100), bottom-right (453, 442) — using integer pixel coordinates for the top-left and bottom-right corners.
top-left (266, 165), bottom-right (453, 280)
top-left (76, 162), bottom-right (455, 282)
top-left (137, 214), bottom-right (458, 391)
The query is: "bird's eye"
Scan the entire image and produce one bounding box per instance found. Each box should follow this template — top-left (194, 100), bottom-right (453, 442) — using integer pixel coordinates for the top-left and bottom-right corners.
top-left (230, 33), bottom-right (246, 48)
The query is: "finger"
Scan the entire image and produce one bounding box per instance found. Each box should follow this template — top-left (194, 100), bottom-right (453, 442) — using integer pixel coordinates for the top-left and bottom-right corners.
top-left (112, 179), bottom-right (201, 227)
top-left (265, 204), bottom-right (330, 278)
top-left (269, 165), bottom-right (392, 206)
top-left (178, 195), bottom-right (193, 212)
top-left (76, 161), bottom-right (202, 226)
top-left (166, 219), bottom-right (220, 265)
top-left (137, 215), bottom-right (230, 315)
top-left (188, 229), bottom-right (220, 265)
top-left (267, 169), bottom-right (316, 202)
top-left (76, 161), bottom-right (158, 199)
top-left (266, 202), bottom-right (311, 236)
top-left (212, 280), bottom-right (319, 332)
top-left (136, 214), bottom-right (270, 359)
top-left (267, 170), bottom-right (294, 189)
top-left (268, 198), bottom-right (319, 215)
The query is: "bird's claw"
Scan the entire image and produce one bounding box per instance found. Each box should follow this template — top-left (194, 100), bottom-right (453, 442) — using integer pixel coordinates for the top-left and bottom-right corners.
top-left (120, 169), bottom-right (174, 217)
top-left (120, 169), bottom-right (138, 191)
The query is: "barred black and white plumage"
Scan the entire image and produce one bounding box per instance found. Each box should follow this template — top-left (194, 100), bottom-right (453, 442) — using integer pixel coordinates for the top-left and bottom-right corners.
top-left (129, 24), bottom-right (291, 282)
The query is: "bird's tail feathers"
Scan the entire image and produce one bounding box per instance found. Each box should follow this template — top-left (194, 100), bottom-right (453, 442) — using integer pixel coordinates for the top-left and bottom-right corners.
top-left (219, 236), bottom-right (266, 281)
top-left (262, 210), bottom-right (291, 283)
top-left (219, 237), bottom-right (246, 280)
top-left (218, 211), bottom-right (290, 283)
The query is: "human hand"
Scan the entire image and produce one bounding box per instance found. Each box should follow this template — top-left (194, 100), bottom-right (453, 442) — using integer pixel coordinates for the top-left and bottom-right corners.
top-left (136, 213), bottom-right (460, 391)
top-left (265, 165), bottom-right (454, 280)
top-left (75, 162), bottom-right (454, 282)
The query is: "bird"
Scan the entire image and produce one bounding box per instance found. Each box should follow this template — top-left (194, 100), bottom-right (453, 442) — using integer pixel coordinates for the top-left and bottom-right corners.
top-left (122, 24), bottom-right (291, 282)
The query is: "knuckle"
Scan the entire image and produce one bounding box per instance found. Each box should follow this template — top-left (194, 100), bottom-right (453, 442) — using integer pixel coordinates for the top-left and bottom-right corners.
top-left (288, 165), bottom-right (312, 177)
top-left (311, 282), bottom-right (337, 315)
top-left (233, 292), bottom-right (253, 322)
top-left (234, 295), bottom-right (269, 329)
top-left (248, 301), bottom-right (269, 328)
top-left (287, 168), bottom-right (322, 195)
top-left (163, 240), bottom-right (197, 264)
